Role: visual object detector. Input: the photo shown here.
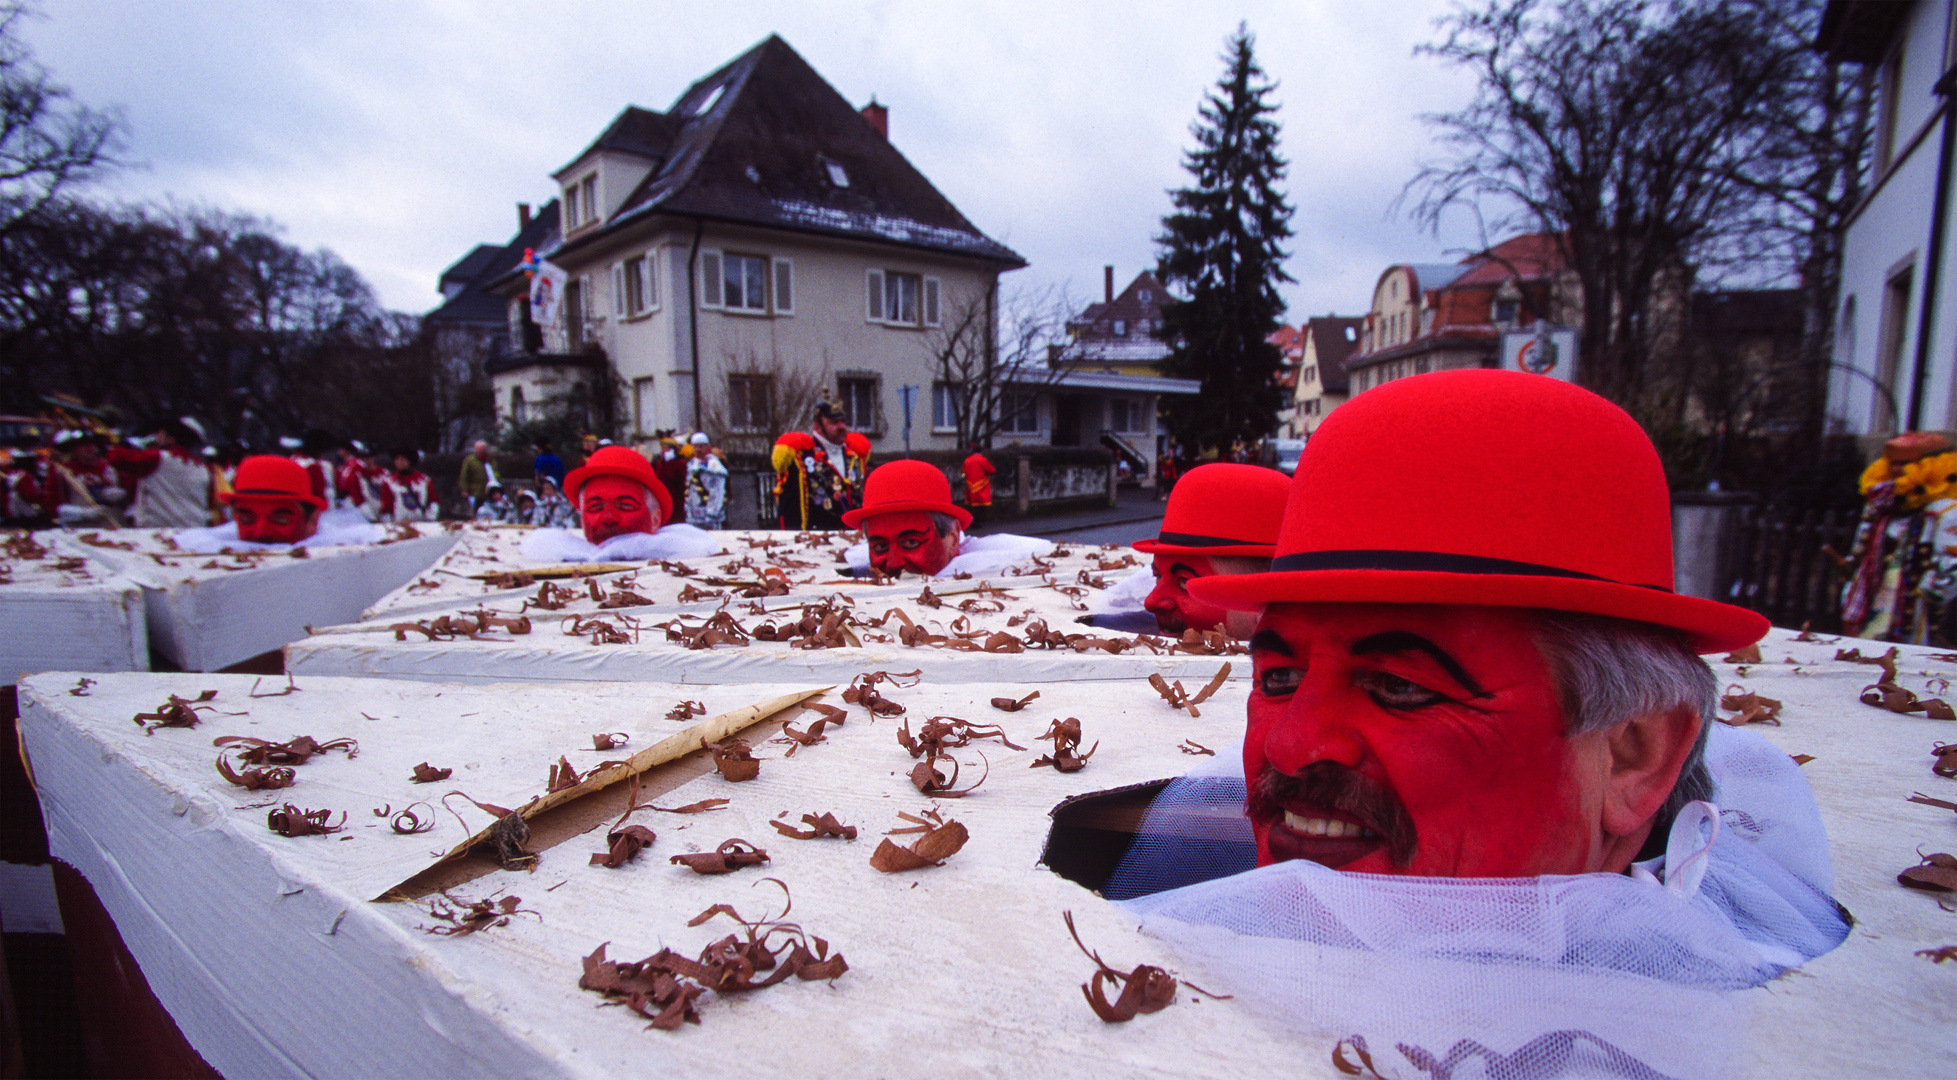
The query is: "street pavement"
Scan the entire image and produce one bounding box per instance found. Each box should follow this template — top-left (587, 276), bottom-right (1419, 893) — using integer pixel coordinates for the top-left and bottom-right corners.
top-left (1006, 484), bottom-right (1165, 545)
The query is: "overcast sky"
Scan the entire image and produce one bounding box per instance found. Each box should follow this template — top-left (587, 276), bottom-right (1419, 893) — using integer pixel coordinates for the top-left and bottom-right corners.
top-left (23, 0), bottom-right (1495, 321)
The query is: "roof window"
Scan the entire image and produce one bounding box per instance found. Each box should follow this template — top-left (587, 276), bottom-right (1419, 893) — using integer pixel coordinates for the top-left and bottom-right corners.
top-left (693, 84), bottom-right (726, 116)
top-left (824, 158), bottom-right (850, 187)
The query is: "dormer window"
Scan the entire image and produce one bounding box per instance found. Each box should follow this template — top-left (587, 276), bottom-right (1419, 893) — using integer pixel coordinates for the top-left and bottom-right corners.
top-left (693, 84), bottom-right (726, 117)
top-left (1139, 289), bottom-right (1152, 302)
top-left (823, 158), bottom-right (850, 187)
top-left (1494, 298), bottom-right (1519, 324)
top-left (1114, 320), bottom-right (1127, 336)
top-left (564, 173), bottom-right (598, 229)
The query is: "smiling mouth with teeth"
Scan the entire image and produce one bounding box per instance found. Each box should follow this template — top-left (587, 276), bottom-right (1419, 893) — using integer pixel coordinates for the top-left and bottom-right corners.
top-left (1282, 811), bottom-right (1378, 840)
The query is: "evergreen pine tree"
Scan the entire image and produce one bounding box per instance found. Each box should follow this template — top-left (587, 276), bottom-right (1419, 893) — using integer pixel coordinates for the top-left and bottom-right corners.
top-left (1155, 24), bottom-right (1294, 457)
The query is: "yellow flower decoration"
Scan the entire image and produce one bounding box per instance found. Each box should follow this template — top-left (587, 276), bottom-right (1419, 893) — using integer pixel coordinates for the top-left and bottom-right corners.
top-left (1888, 451), bottom-right (1957, 510)
top-left (1860, 457), bottom-right (1894, 495)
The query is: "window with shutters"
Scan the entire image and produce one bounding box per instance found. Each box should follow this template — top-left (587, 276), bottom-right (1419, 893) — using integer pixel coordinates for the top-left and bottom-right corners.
top-left (698, 250), bottom-right (787, 315)
top-left (865, 269), bottom-right (941, 328)
top-left (836, 375), bottom-right (879, 433)
top-left (613, 253), bottom-right (658, 318)
top-left (728, 374), bottom-right (773, 432)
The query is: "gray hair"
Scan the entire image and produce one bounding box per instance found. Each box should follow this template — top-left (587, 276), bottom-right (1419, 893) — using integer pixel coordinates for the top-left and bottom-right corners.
top-left (1529, 611), bottom-right (1717, 839)
top-left (1207, 554), bottom-right (1273, 576)
top-left (927, 511), bottom-right (962, 538)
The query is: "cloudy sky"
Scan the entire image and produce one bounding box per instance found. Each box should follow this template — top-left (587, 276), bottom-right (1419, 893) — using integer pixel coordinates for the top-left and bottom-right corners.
top-left (23, 0), bottom-right (1495, 320)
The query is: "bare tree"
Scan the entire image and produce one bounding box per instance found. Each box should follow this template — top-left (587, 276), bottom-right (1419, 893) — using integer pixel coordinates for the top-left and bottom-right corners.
top-left (922, 283), bottom-right (1074, 450)
top-left (0, 3), bottom-right (119, 238)
top-left (698, 348), bottom-right (834, 461)
top-left (1408, 0), bottom-right (1817, 425)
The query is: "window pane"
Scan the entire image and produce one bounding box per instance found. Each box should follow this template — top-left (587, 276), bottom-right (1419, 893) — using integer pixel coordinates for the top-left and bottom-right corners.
top-left (773, 259), bottom-right (792, 313)
top-left (723, 258), bottom-right (744, 310)
top-left (742, 257), bottom-right (766, 311)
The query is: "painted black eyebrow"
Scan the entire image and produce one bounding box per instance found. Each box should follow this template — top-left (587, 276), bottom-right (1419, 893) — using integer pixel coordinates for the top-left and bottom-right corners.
top-left (1248, 629), bottom-right (1294, 657)
top-left (1350, 630), bottom-right (1493, 699)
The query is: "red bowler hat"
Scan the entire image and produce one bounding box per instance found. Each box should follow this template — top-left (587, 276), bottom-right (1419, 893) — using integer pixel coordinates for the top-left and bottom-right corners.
top-left (564, 445), bottom-right (673, 521)
top-left (1133, 463), bottom-right (1290, 558)
top-left (220, 455), bottom-right (325, 508)
top-left (1188, 370), bottom-right (1769, 654)
top-left (842, 459), bottom-right (973, 529)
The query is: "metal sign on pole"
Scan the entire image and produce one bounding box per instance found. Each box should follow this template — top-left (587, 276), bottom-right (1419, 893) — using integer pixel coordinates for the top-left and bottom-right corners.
top-left (899, 385), bottom-right (917, 458)
top-left (1501, 325), bottom-right (1580, 382)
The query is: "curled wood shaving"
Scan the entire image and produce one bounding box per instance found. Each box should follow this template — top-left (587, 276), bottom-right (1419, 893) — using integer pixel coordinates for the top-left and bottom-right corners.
top-left (1721, 643), bottom-right (1763, 664)
top-left (990, 691), bottom-right (1041, 712)
top-left (1916, 945), bottom-right (1957, 963)
top-left (1179, 740), bottom-right (1216, 756)
top-left (411, 762), bottom-right (452, 783)
top-left (266, 804), bottom-right (345, 837)
top-left (843, 670), bottom-right (919, 716)
top-left (1718, 686), bottom-right (1784, 726)
top-left (484, 571), bottom-right (535, 590)
top-left (910, 749), bottom-right (989, 798)
top-left (523, 581), bottom-right (579, 611)
top-left (897, 715), bottom-right (1026, 758)
top-left (1793, 622), bottom-right (1837, 643)
top-left (670, 838), bottom-right (770, 874)
top-left (75, 531), bottom-right (136, 550)
top-left (424, 892), bottom-right (533, 937)
top-left (1031, 718), bottom-right (1098, 773)
top-left (656, 559), bottom-right (699, 577)
top-left (751, 600), bottom-right (859, 649)
top-left (383, 802), bottom-right (436, 834)
top-left (869, 808), bottom-right (968, 872)
top-left (1838, 645), bottom-right (1901, 683)
top-left (704, 737), bottom-right (760, 782)
top-left (592, 732), bottom-right (630, 750)
top-left (564, 612), bottom-right (641, 645)
top-left (592, 824), bottom-right (659, 868)
top-left (213, 734), bottom-right (358, 766)
top-left (458, 608), bottom-right (532, 635)
top-left (1063, 910), bottom-right (1224, 1021)
top-left (655, 611), bottom-right (750, 650)
top-left (1333, 1036), bottom-right (1393, 1078)
top-left (1899, 851), bottom-right (1957, 893)
top-left (548, 755), bottom-right (584, 792)
top-left (132, 690), bottom-right (222, 734)
top-left (68, 677), bottom-right (94, 696)
top-left (3, 533), bottom-right (49, 559)
top-left (665, 700), bottom-right (707, 722)
top-left (1933, 742), bottom-right (1957, 778)
top-left (599, 588), bottom-right (655, 609)
top-left (1860, 682), bottom-right (1957, 719)
top-left (1076, 569), bottom-right (1110, 590)
top-left (216, 755), bottom-right (295, 790)
top-left (1791, 754), bottom-right (1816, 766)
top-left (770, 812), bottom-right (856, 840)
top-left (915, 585), bottom-right (944, 608)
top-left (776, 712), bottom-right (844, 757)
top-left (1147, 664), bottom-right (1233, 717)
top-left (676, 582), bottom-right (725, 602)
top-left (651, 798), bottom-right (729, 814)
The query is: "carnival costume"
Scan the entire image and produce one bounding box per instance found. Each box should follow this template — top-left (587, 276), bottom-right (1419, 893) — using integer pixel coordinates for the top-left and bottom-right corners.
top-left (772, 428), bottom-right (871, 530)
top-left (1840, 433), bottom-right (1957, 641)
top-left (840, 459), bottom-right (1052, 577)
top-left (519, 446), bottom-right (719, 563)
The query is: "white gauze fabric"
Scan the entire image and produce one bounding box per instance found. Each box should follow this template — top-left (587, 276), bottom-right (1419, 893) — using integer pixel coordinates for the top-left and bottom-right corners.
top-left (517, 524), bottom-right (721, 563)
top-left (1109, 724), bottom-right (1851, 1079)
top-left (1089, 565), bottom-right (1154, 615)
top-left (843, 532), bottom-right (1056, 577)
top-left (172, 507), bottom-right (383, 553)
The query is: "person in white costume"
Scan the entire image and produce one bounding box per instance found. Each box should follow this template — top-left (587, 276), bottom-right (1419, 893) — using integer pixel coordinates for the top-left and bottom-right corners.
top-left (840, 459), bottom-right (1053, 579)
top-left (174, 454), bottom-right (383, 552)
top-left (683, 432), bottom-right (728, 530)
top-left (1096, 371), bottom-right (1849, 1077)
top-left (518, 445), bottom-right (720, 562)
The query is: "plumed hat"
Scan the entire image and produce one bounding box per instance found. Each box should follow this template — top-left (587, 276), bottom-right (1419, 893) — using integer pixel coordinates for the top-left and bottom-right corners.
top-left (221, 455), bottom-right (325, 509)
top-left (563, 445), bottom-right (672, 521)
top-left (1133, 463), bottom-right (1289, 558)
top-left (1188, 370), bottom-right (1768, 654)
top-left (842, 459), bottom-right (972, 529)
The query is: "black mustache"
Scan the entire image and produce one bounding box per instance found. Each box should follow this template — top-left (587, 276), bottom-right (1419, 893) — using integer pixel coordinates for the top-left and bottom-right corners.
top-left (1246, 762), bottom-right (1418, 868)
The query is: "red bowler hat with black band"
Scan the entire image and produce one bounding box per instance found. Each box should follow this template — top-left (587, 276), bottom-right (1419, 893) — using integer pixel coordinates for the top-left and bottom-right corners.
top-left (563, 445), bottom-right (673, 521)
top-left (1187, 369), bottom-right (1769, 654)
top-left (220, 455), bottom-right (326, 508)
top-left (1133, 463), bottom-right (1291, 558)
top-left (841, 459), bottom-right (973, 529)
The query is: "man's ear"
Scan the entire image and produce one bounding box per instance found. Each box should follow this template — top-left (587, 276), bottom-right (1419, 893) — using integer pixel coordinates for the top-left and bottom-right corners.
top-left (1600, 704), bottom-right (1702, 839)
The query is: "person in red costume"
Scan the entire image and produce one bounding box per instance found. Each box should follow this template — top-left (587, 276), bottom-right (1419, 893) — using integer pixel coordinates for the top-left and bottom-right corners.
top-left (1124, 463), bottom-right (1290, 638)
top-left (772, 401), bottom-right (871, 530)
top-left (566, 445), bottom-right (669, 544)
top-left (218, 455), bottom-right (323, 544)
top-left (843, 460), bottom-right (968, 577)
top-left (961, 443), bottom-right (995, 511)
top-left (109, 419), bottom-right (214, 528)
top-left (840, 460), bottom-right (1053, 579)
top-left (375, 449), bottom-right (439, 523)
top-left (1183, 370), bottom-right (1771, 878)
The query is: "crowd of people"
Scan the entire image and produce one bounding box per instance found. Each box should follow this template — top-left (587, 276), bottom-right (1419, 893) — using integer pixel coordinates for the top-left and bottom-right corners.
top-left (0, 419), bottom-right (733, 536)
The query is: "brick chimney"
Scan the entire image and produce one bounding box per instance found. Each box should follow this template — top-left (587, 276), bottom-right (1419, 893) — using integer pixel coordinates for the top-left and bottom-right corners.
top-left (518, 202), bottom-right (531, 229)
top-left (860, 98), bottom-right (888, 138)
top-left (1104, 265), bottom-right (1114, 304)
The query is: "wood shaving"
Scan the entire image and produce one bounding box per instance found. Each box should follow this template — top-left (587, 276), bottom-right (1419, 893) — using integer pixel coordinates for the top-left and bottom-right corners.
top-left (990, 691), bottom-right (1041, 712)
top-left (1899, 851), bottom-right (1957, 892)
top-left (655, 611), bottom-right (750, 649)
top-left (1063, 910), bottom-right (1224, 1022)
top-left (909, 749), bottom-right (988, 798)
top-left (1147, 664), bottom-right (1233, 717)
top-left (1860, 682), bottom-right (1957, 719)
top-left (665, 700), bottom-right (707, 721)
top-left (382, 802), bottom-right (436, 834)
top-left (1837, 645), bottom-right (1901, 683)
top-left (1178, 740), bottom-right (1215, 756)
top-left (1031, 718), bottom-right (1098, 773)
top-left (564, 613), bottom-right (642, 645)
top-left (522, 581), bottom-right (578, 611)
top-left (1718, 686), bottom-right (1784, 726)
top-left (592, 824), bottom-right (659, 868)
top-left (1721, 643), bottom-right (1763, 664)
top-left (132, 690), bottom-right (222, 733)
top-left (843, 669), bottom-right (920, 716)
top-left (869, 808), bottom-right (968, 872)
top-left (68, 677), bottom-right (94, 696)
top-left (592, 732), bottom-right (630, 750)
top-left (423, 892), bottom-right (533, 937)
top-left (248, 674), bottom-right (301, 697)
top-left (411, 762), bottom-right (452, 783)
top-left (1916, 945), bottom-right (1957, 963)
top-left (548, 755), bottom-right (583, 793)
top-left (669, 838), bottom-right (770, 874)
top-left (704, 737), bottom-right (760, 782)
top-left (1909, 791), bottom-right (1957, 814)
top-left (769, 812), bottom-right (856, 840)
top-left (896, 716), bottom-right (1026, 758)
top-left (1933, 742), bottom-right (1957, 778)
top-left (213, 734), bottom-right (358, 766)
top-left (442, 792), bottom-right (537, 871)
top-left (216, 755), bottom-right (295, 790)
top-left (266, 804), bottom-right (345, 837)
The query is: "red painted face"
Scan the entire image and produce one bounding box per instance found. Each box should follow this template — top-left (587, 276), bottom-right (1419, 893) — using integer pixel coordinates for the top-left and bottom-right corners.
top-left (1144, 554), bottom-right (1234, 634)
top-left (864, 510), bottom-right (959, 577)
top-left (580, 476), bottom-right (661, 543)
top-left (1244, 602), bottom-right (1609, 878)
top-left (232, 495), bottom-right (319, 545)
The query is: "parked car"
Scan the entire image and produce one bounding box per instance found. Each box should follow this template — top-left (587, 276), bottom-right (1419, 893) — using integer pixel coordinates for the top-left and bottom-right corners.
top-left (1271, 437), bottom-right (1306, 475)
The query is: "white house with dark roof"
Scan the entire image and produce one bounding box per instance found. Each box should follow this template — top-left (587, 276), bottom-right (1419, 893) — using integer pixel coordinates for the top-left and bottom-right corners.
top-left (479, 34), bottom-right (1026, 456)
